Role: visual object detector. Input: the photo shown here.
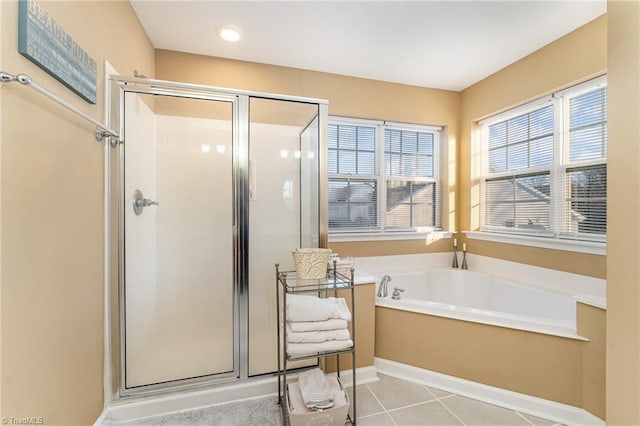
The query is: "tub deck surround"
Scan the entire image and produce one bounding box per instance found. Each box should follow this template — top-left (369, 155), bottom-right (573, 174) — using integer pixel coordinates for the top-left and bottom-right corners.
top-left (362, 253), bottom-right (605, 420)
top-left (374, 305), bottom-right (607, 416)
top-left (356, 252), bottom-right (606, 338)
top-left (460, 254), bottom-right (606, 309)
top-left (356, 253), bottom-right (606, 309)
top-left (376, 268), bottom-right (582, 340)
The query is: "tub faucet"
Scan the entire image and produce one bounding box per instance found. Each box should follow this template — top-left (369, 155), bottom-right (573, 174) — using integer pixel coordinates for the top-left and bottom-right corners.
top-left (377, 275), bottom-right (392, 298)
top-left (392, 287), bottom-right (405, 300)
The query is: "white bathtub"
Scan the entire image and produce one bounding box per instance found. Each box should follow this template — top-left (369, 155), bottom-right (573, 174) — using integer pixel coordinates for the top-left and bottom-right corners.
top-left (375, 269), bottom-right (580, 339)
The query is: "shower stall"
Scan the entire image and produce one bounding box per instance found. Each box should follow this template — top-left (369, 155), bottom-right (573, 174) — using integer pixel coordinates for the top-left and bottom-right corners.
top-left (105, 76), bottom-right (327, 398)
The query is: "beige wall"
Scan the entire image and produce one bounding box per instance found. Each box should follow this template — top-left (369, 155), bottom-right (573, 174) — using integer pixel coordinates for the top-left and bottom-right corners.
top-left (459, 15), bottom-right (607, 277)
top-left (577, 303), bottom-right (606, 420)
top-left (330, 235), bottom-right (453, 258)
top-left (0, 1), bottom-right (154, 424)
top-left (606, 1), bottom-right (640, 424)
top-left (155, 50), bottom-right (461, 253)
top-left (376, 303), bottom-right (606, 417)
top-left (376, 307), bottom-right (583, 406)
top-left (469, 240), bottom-right (606, 279)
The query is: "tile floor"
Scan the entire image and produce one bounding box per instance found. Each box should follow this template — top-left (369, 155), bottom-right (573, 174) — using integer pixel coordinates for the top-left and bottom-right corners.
top-left (104, 373), bottom-right (565, 426)
top-left (348, 374), bottom-right (563, 426)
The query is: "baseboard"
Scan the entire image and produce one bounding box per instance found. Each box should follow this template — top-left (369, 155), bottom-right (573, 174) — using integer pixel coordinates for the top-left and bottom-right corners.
top-left (374, 358), bottom-right (604, 426)
top-left (93, 410), bottom-right (108, 426)
top-left (95, 365), bottom-right (377, 424)
top-left (328, 365), bottom-right (379, 387)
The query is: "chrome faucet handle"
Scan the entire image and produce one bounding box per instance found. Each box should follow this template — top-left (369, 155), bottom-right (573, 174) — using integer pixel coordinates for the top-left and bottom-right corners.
top-left (132, 189), bottom-right (159, 215)
top-left (391, 287), bottom-right (405, 300)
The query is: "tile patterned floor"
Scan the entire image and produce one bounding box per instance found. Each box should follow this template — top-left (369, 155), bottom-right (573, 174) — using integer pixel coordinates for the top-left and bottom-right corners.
top-left (104, 373), bottom-right (565, 426)
top-left (347, 374), bottom-right (563, 426)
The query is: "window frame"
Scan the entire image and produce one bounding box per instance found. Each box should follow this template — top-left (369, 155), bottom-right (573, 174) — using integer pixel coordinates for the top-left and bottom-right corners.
top-left (478, 76), bottom-right (607, 248)
top-left (327, 116), bottom-right (443, 239)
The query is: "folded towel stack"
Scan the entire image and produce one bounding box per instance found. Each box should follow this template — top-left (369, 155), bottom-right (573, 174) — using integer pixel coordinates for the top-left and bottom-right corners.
top-left (286, 294), bottom-right (352, 323)
top-left (286, 294), bottom-right (353, 356)
top-left (295, 368), bottom-right (348, 411)
top-left (286, 324), bottom-right (350, 343)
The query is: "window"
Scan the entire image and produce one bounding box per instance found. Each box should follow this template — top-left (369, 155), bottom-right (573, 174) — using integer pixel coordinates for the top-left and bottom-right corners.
top-left (328, 118), bottom-right (441, 235)
top-left (480, 76), bottom-right (607, 243)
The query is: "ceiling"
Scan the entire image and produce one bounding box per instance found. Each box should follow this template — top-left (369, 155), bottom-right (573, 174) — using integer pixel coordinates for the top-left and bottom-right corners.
top-left (131, 1), bottom-right (606, 92)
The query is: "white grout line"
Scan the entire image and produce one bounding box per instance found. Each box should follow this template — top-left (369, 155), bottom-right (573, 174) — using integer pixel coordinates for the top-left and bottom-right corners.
top-left (357, 411), bottom-right (387, 420)
top-left (365, 383), bottom-right (389, 413)
top-left (364, 383), bottom-right (400, 426)
top-left (437, 394), bottom-right (456, 401)
top-left (516, 410), bottom-right (537, 426)
top-left (437, 397), bottom-right (467, 426)
top-left (386, 412), bottom-right (399, 426)
top-left (423, 385), bottom-right (439, 400)
top-left (353, 386), bottom-right (386, 419)
top-left (384, 399), bottom-right (441, 414)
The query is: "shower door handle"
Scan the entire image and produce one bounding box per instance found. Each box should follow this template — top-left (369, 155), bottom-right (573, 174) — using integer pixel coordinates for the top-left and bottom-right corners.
top-left (132, 189), bottom-right (159, 216)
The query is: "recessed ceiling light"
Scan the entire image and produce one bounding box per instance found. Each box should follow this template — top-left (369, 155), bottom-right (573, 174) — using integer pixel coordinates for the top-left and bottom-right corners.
top-left (216, 24), bottom-right (242, 42)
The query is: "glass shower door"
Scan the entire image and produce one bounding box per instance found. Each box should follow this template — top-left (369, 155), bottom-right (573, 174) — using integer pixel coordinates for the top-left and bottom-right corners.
top-left (247, 98), bottom-right (320, 375)
top-left (122, 92), bottom-right (236, 389)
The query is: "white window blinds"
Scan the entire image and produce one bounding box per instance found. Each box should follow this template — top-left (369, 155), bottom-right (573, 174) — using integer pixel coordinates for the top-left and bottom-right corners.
top-left (328, 120), bottom-right (441, 234)
top-left (384, 128), bottom-right (438, 230)
top-left (565, 165), bottom-right (606, 236)
top-left (328, 124), bottom-right (376, 175)
top-left (568, 87), bottom-right (607, 163)
top-left (484, 104), bottom-right (554, 235)
top-left (485, 172), bottom-right (551, 234)
top-left (487, 105), bottom-right (554, 173)
top-left (328, 123), bottom-right (378, 231)
top-left (480, 77), bottom-right (607, 242)
top-left (563, 85), bottom-right (607, 237)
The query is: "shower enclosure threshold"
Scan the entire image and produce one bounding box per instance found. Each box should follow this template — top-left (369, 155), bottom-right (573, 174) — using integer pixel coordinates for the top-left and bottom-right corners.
top-left (100, 375), bottom-right (279, 424)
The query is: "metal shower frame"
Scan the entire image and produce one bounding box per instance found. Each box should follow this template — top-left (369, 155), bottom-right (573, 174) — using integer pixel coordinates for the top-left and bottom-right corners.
top-left (104, 74), bottom-right (329, 400)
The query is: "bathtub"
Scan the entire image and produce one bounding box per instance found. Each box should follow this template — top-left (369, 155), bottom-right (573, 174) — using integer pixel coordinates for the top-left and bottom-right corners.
top-left (375, 269), bottom-right (580, 339)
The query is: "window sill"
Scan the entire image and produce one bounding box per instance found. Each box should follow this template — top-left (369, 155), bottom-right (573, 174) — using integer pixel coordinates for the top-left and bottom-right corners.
top-left (329, 231), bottom-right (453, 243)
top-left (464, 231), bottom-right (606, 255)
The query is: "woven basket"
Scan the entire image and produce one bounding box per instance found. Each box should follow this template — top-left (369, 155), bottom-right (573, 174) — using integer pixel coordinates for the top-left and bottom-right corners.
top-left (292, 248), bottom-right (332, 279)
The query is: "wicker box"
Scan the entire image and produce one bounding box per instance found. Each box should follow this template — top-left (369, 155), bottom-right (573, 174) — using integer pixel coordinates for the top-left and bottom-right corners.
top-left (292, 248), bottom-right (332, 279)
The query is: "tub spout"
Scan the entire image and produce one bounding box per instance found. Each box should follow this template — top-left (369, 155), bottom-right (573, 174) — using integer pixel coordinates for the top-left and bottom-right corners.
top-left (377, 275), bottom-right (391, 298)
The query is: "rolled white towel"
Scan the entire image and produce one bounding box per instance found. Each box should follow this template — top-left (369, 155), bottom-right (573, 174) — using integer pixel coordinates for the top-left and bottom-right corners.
top-left (286, 324), bottom-right (351, 343)
top-left (287, 377), bottom-right (347, 413)
top-left (298, 368), bottom-right (333, 409)
top-left (287, 340), bottom-right (354, 357)
top-left (288, 319), bottom-right (348, 332)
top-left (286, 294), bottom-right (351, 322)
top-left (333, 389), bottom-right (348, 409)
